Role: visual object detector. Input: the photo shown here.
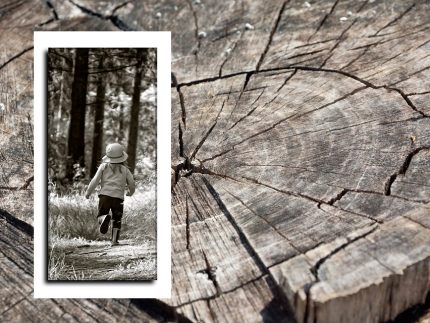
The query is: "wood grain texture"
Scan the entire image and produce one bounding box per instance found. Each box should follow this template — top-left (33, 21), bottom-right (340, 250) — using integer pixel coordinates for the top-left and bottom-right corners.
top-left (0, 0), bottom-right (40, 221)
top-left (1, 0), bottom-right (430, 322)
top-left (0, 209), bottom-right (162, 321)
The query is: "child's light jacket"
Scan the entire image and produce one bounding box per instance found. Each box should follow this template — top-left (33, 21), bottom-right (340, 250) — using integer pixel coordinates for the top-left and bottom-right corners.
top-left (85, 163), bottom-right (135, 199)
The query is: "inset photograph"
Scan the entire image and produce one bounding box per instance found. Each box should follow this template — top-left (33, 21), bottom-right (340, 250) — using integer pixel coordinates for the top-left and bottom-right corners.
top-left (47, 47), bottom-right (157, 281)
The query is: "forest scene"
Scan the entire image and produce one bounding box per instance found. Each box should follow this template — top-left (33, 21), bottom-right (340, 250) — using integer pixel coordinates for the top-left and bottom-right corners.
top-left (47, 48), bottom-right (157, 280)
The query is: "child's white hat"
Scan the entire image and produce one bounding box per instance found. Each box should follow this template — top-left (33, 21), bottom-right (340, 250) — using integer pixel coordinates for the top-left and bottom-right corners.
top-left (102, 143), bottom-right (128, 163)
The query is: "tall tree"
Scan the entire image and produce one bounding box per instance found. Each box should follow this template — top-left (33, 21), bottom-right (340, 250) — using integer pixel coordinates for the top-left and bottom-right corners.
top-left (67, 48), bottom-right (89, 180)
top-left (119, 103), bottom-right (124, 139)
top-left (127, 49), bottom-right (147, 173)
top-left (56, 50), bottom-right (73, 141)
top-left (90, 54), bottom-right (106, 177)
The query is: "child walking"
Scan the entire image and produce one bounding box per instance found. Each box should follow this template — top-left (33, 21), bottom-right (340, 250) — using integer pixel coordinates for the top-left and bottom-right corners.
top-left (85, 143), bottom-right (135, 246)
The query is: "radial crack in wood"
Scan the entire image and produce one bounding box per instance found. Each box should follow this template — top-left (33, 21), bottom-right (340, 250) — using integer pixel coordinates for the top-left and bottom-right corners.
top-left (271, 215), bottom-right (430, 323)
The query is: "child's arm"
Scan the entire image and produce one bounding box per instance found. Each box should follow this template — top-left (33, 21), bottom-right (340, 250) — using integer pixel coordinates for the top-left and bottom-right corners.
top-left (126, 169), bottom-right (136, 196)
top-left (85, 164), bottom-right (105, 198)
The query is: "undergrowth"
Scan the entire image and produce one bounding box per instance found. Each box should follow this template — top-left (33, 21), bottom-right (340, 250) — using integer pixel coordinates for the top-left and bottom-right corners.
top-left (48, 184), bottom-right (156, 242)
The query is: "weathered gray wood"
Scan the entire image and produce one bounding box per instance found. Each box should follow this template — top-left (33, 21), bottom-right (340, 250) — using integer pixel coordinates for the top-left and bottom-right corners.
top-left (168, 175), bottom-right (294, 320)
top-left (1, 0), bottom-right (430, 322)
top-left (0, 0), bottom-right (40, 223)
top-left (166, 0), bottom-right (430, 321)
top-left (50, 0), bottom-right (287, 83)
top-left (0, 208), bottom-right (166, 321)
top-left (271, 214), bottom-right (430, 323)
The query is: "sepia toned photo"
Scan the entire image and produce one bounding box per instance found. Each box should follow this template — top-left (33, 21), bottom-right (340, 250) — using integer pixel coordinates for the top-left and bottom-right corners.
top-left (0, 0), bottom-right (422, 318)
top-left (47, 47), bottom-right (157, 281)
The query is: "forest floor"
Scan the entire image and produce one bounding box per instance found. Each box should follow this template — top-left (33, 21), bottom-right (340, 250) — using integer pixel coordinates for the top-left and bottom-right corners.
top-left (49, 236), bottom-right (156, 280)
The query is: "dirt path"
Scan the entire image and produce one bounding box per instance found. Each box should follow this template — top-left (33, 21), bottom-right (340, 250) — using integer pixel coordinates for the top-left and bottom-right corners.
top-left (50, 238), bottom-right (156, 281)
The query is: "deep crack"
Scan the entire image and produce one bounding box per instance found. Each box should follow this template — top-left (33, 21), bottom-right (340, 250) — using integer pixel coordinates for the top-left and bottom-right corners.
top-left (307, 0), bottom-right (339, 43)
top-left (373, 3), bottom-right (416, 36)
top-left (0, 47), bottom-right (34, 71)
top-left (185, 197), bottom-right (190, 249)
top-left (384, 146), bottom-right (430, 196)
top-left (67, 0), bottom-right (134, 31)
top-left (311, 225), bottom-right (378, 277)
top-left (110, 1), bottom-right (131, 15)
top-left (256, 1), bottom-right (288, 71)
top-left (178, 123), bottom-right (185, 158)
top-left (44, 0), bottom-right (59, 20)
top-left (303, 225), bottom-right (379, 323)
top-left (228, 88), bottom-right (265, 130)
top-left (197, 251), bottom-right (221, 296)
top-left (175, 274), bottom-right (266, 308)
top-left (327, 188), bottom-right (348, 205)
top-left (186, 0), bottom-right (201, 56)
top-left (202, 177), bottom-right (295, 317)
top-left (189, 100), bottom-right (225, 160)
top-left (276, 69), bottom-right (297, 92)
top-left (320, 19), bottom-right (357, 68)
top-left (384, 87), bottom-right (429, 117)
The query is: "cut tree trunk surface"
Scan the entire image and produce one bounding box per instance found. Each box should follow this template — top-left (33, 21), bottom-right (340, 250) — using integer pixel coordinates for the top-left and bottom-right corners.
top-left (0, 209), bottom-right (166, 322)
top-left (1, 0), bottom-right (430, 322)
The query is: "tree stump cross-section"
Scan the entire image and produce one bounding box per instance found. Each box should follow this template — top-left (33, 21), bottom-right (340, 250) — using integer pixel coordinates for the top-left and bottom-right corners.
top-left (170, 63), bottom-right (430, 322)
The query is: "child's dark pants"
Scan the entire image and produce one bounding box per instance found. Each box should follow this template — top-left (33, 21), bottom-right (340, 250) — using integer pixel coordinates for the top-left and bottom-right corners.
top-left (98, 194), bottom-right (123, 229)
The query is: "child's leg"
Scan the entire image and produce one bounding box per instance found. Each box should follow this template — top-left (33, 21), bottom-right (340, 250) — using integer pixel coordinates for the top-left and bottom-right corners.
top-left (110, 198), bottom-right (124, 245)
top-left (111, 199), bottom-right (123, 230)
top-left (97, 195), bottom-right (112, 234)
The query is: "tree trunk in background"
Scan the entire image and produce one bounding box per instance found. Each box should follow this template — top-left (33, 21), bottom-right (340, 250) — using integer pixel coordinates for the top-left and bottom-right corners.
top-left (127, 49), bottom-right (146, 173)
top-left (90, 56), bottom-right (106, 177)
top-left (56, 68), bottom-right (64, 139)
top-left (56, 52), bottom-right (73, 141)
top-left (119, 103), bottom-right (124, 140)
top-left (67, 48), bottom-right (89, 181)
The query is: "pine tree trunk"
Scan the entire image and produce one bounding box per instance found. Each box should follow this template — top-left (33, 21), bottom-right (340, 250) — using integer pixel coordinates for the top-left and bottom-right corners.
top-left (67, 48), bottom-right (89, 180)
top-left (119, 103), bottom-right (124, 139)
top-left (127, 49), bottom-right (146, 173)
top-left (56, 69), bottom-right (64, 139)
top-left (90, 56), bottom-right (106, 177)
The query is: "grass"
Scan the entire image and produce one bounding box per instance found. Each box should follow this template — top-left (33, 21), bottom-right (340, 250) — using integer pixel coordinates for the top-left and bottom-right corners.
top-left (48, 237), bottom-right (101, 280)
top-left (108, 257), bottom-right (157, 280)
top-left (48, 185), bottom-right (156, 242)
top-left (48, 247), bottom-right (66, 280)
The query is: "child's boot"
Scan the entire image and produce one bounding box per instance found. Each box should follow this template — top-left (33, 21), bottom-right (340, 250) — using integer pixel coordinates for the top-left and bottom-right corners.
top-left (111, 228), bottom-right (120, 246)
top-left (98, 214), bottom-right (111, 234)
top-left (111, 219), bottom-right (121, 246)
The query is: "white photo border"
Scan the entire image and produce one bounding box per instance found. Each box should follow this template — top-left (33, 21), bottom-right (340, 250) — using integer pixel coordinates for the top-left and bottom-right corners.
top-left (34, 31), bottom-right (171, 298)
